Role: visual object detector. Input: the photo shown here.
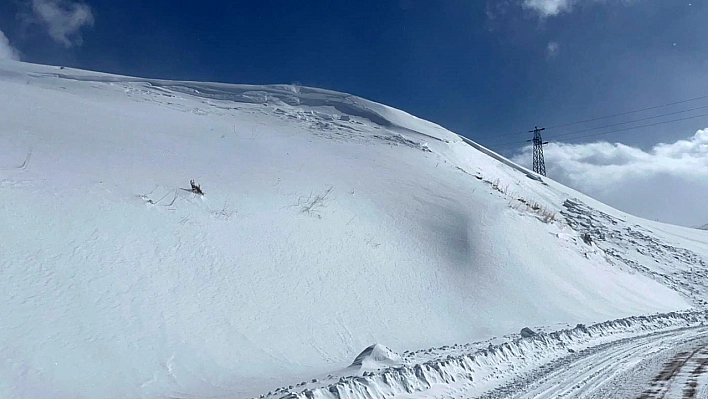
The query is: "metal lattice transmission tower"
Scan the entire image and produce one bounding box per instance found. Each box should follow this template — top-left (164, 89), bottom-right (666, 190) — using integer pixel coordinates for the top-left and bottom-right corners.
top-left (528, 126), bottom-right (548, 176)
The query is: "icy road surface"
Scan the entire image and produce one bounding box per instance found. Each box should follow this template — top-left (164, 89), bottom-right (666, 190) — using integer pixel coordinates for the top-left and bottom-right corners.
top-left (481, 326), bottom-right (708, 399)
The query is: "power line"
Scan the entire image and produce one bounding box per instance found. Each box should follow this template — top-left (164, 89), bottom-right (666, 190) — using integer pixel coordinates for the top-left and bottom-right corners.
top-left (493, 111), bottom-right (708, 150)
top-left (544, 94), bottom-right (708, 130)
top-left (554, 112), bottom-right (708, 143)
top-left (544, 104), bottom-right (708, 140)
top-left (489, 128), bottom-right (530, 140)
top-left (488, 93), bottom-right (708, 140)
top-left (488, 103), bottom-right (708, 147)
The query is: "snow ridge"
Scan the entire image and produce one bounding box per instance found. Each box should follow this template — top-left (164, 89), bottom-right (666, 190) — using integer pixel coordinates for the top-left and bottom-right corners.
top-left (1, 60), bottom-right (704, 398)
top-left (267, 311), bottom-right (708, 399)
top-left (28, 68), bottom-right (457, 144)
top-left (562, 198), bottom-right (708, 305)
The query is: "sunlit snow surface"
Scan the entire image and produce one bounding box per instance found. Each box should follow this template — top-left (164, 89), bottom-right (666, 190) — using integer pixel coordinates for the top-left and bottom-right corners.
top-left (1, 60), bottom-right (706, 398)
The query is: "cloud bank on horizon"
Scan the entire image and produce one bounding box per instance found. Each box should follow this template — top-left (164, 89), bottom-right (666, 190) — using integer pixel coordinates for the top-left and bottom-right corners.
top-left (512, 128), bottom-right (708, 227)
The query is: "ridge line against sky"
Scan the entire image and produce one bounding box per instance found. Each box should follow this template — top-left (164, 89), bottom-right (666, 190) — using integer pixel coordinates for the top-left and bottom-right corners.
top-left (0, 0), bottom-right (707, 226)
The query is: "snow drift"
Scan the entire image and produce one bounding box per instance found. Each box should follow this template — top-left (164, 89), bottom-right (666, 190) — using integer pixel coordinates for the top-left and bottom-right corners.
top-left (1, 60), bottom-right (706, 398)
top-left (350, 344), bottom-right (402, 371)
top-left (276, 311), bottom-right (708, 399)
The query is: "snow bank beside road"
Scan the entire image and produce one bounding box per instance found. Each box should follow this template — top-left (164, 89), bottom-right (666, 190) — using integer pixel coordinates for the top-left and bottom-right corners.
top-left (270, 311), bottom-right (708, 399)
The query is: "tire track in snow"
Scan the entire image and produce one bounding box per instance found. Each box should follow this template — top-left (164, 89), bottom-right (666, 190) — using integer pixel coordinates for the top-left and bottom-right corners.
top-left (639, 344), bottom-right (708, 399)
top-left (261, 313), bottom-right (708, 399)
top-left (478, 326), bottom-right (708, 399)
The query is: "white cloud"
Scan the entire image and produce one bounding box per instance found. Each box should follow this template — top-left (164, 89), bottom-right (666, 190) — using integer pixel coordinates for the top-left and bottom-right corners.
top-left (521, 0), bottom-right (640, 18)
top-left (546, 41), bottom-right (560, 57)
top-left (0, 29), bottom-right (20, 60)
top-left (511, 128), bottom-right (708, 227)
top-left (523, 0), bottom-right (576, 17)
top-left (486, 0), bottom-right (514, 22)
top-left (29, 0), bottom-right (94, 47)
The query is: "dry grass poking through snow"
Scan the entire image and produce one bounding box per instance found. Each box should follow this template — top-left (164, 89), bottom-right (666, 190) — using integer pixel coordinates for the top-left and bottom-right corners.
top-left (297, 186), bottom-right (333, 219)
top-left (513, 198), bottom-right (557, 223)
top-left (477, 175), bottom-right (556, 224)
top-left (490, 178), bottom-right (509, 195)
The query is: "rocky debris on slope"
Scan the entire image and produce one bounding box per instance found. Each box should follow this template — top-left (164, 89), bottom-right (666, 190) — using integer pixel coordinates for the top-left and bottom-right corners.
top-left (562, 199), bottom-right (708, 306)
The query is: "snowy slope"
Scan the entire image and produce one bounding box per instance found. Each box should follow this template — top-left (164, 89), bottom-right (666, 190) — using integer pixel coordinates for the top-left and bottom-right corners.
top-left (0, 60), bottom-right (706, 398)
top-left (700, 223), bottom-right (708, 230)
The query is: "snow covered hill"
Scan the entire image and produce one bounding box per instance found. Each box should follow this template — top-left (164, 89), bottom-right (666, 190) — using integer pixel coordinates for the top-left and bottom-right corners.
top-left (1, 60), bottom-right (707, 398)
top-left (699, 223), bottom-right (708, 231)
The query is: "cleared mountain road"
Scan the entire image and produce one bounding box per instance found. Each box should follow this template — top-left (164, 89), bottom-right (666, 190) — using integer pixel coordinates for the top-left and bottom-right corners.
top-left (477, 326), bottom-right (708, 399)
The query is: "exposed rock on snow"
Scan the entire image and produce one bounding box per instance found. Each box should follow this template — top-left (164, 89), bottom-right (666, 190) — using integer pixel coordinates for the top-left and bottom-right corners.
top-left (520, 327), bottom-right (537, 338)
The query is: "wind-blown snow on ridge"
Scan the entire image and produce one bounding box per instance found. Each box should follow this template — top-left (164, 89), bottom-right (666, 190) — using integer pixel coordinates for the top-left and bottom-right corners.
top-left (0, 60), bottom-right (706, 398)
top-left (350, 344), bottom-right (402, 371)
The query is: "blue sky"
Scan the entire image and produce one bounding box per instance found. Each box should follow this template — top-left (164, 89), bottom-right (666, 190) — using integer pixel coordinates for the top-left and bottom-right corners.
top-left (1, 0), bottom-right (708, 225)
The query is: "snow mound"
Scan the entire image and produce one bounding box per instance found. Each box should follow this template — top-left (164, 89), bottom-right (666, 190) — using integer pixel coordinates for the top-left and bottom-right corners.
top-left (0, 59), bottom-right (706, 398)
top-left (351, 344), bottom-right (402, 370)
top-left (276, 311), bottom-right (708, 399)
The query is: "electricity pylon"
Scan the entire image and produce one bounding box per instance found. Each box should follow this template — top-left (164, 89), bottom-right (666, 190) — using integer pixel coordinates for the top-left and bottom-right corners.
top-left (528, 126), bottom-right (548, 176)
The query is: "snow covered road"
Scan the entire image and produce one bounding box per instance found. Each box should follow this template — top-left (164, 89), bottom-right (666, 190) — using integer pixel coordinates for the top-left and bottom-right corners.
top-left (480, 326), bottom-right (708, 399)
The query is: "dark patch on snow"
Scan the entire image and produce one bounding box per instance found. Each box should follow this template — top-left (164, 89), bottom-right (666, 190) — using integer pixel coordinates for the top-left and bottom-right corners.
top-left (521, 327), bottom-right (537, 338)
